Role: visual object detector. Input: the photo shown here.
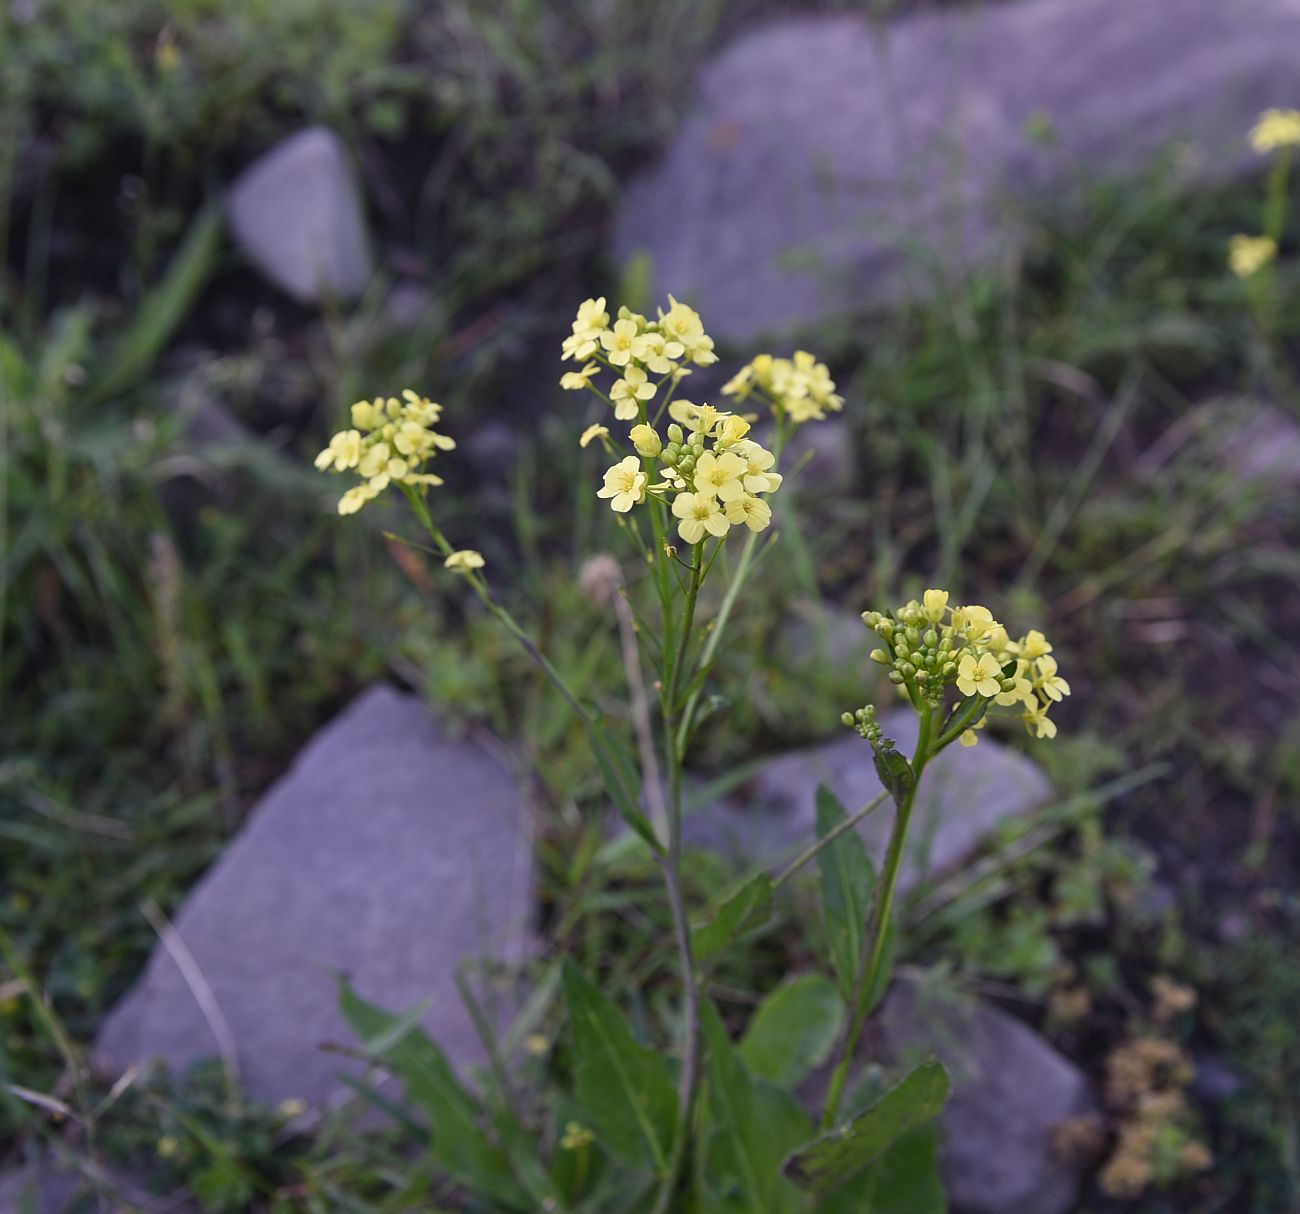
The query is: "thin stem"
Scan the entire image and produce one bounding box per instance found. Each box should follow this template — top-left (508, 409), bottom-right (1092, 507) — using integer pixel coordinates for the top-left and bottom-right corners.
top-left (652, 545), bottom-right (704, 1214)
top-left (772, 790), bottom-right (891, 892)
top-left (821, 706), bottom-right (934, 1129)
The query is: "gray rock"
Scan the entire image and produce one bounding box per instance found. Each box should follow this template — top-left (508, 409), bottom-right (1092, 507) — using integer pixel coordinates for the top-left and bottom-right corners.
top-left (689, 710), bottom-right (1052, 890)
top-left (778, 602), bottom-right (875, 679)
top-left (877, 980), bottom-right (1096, 1214)
top-left (1218, 399), bottom-right (1300, 491)
top-left (95, 686), bottom-right (534, 1110)
top-left (228, 127), bottom-right (373, 304)
top-left (764, 415), bottom-right (856, 497)
top-left (616, 0), bottom-right (1300, 341)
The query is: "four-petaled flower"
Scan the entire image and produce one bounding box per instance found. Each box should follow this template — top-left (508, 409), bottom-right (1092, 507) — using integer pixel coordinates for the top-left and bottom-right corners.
top-left (956, 652), bottom-right (1003, 698)
top-left (672, 492), bottom-right (730, 543)
top-left (445, 550), bottom-right (485, 574)
top-left (597, 456), bottom-right (648, 513)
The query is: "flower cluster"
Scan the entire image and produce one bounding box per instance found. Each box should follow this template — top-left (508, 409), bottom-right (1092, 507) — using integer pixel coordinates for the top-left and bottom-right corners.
top-left (850, 589), bottom-right (1068, 745)
top-left (560, 295), bottom-right (718, 419)
top-left (559, 295), bottom-right (815, 548)
top-left (1249, 107), bottom-right (1300, 153)
top-left (1231, 108), bottom-right (1299, 278)
top-left (596, 401), bottom-right (782, 545)
top-left (315, 390), bottom-right (455, 515)
top-left (1228, 233), bottom-right (1277, 279)
top-left (721, 351), bottom-right (844, 424)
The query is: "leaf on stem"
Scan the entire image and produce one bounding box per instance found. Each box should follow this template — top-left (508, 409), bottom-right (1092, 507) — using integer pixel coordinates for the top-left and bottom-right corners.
top-left (815, 785), bottom-right (876, 1004)
top-left (783, 1058), bottom-right (950, 1196)
top-left (700, 999), bottom-right (810, 1213)
top-left (871, 744), bottom-right (915, 808)
top-left (562, 958), bottom-right (678, 1176)
top-left (738, 974), bottom-right (844, 1090)
top-left (338, 980), bottom-right (529, 1209)
top-left (690, 872), bottom-right (773, 964)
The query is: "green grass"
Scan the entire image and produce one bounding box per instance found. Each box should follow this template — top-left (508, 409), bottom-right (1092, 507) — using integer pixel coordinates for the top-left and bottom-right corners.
top-left (2, 2), bottom-right (1299, 1210)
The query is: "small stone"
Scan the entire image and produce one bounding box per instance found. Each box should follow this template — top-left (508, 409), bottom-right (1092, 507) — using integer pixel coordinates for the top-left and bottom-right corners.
top-left (95, 685), bottom-right (535, 1110)
top-left (778, 603), bottom-right (875, 678)
top-left (688, 709), bottom-right (1052, 888)
top-left (228, 127), bottom-right (373, 305)
top-left (616, 0), bottom-right (1300, 341)
top-left (877, 980), bottom-right (1097, 1214)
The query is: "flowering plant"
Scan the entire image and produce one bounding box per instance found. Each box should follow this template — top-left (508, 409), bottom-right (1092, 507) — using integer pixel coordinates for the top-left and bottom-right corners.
top-left (315, 295), bottom-right (1066, 1211)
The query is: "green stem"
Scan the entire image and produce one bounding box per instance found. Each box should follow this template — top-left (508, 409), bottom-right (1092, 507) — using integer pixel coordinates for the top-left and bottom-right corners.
top-left (821, 706), bottom-right (934, 1129)
top-left (652, 545), bottom-right (704, 1214)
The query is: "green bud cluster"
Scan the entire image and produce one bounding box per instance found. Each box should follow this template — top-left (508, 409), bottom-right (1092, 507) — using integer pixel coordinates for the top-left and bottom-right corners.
top-left (863, 608), bottom-right (960, 705)
top-left (660, 423), bottom-right (706, 473)
top-left (841, 703), bottom-right (883, 744)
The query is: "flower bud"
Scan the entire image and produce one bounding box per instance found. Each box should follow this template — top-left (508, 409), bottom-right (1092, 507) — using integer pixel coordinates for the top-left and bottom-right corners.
top-left (667, 423), bottom-right (684, 444)
top-left (899, 662), bottom-right (916, 678)
top-left (841, 712), bottom-right (855, 727)
top-left (869, 648), bottom-right (890, 665)
top-left (923, 630), bottom-right (938, 648)
top-left (662, 443), bottom-right (681, 463)
top-left (629, 424), bottom-right (662, 457)
top-left (910, 652), bottom-right (925, 666)
top-left (889, 670), bottom-right (905, 685)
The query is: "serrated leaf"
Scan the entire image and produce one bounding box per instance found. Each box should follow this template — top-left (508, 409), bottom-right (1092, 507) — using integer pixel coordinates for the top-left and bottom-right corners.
top-left (738, 974), bottom-right (844, 1090)
top-left (691, 873), bottom-right (773, 963)
top-left (815, 786), bottom-right (876, 1004)
top-left (562, 959), bottom-right (677, 1175)
top-left (338, 980), bottom-right (528, 1208)
top-left (783, 1058), bottom-right (950, 1196)
top-left (700, 999), bottom-right (810, 1213)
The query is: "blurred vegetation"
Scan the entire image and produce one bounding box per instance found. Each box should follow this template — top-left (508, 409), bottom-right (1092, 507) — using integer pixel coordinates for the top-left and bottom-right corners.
top-left (2, 0), bottom-right (1299, 1210)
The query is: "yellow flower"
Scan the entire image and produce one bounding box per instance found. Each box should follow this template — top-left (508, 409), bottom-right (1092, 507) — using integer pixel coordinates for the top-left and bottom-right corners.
top-left (922, 589), bottom-right (949, 623)
top-left (560, 362), bottom-right (599, 391)
top-left (278, 1098), bottom-right (307, 1118)
top-left (1034, 654), bottom-right (1071, 702)
top-left (1022, 701), bottom-right (1058, 739)
top-left (524, 1034), bottom-right (549, 1057)
top-left (672, 491), bottom-right (731, 543)
top-left (724, 493), bottom-right (772, 531)
top-left (995, 660), bottom-right (1034, 707)
top-left (580, 423), bottom-right (609, 448)
top-left (1249, 108), bottom-right (1300, 152)
top-left (659, 295), bottom-right (718, 366)
top-left (445, 549), bottom-right (485, 573)
top-left (720, 365), bottom-right (754, 401)
top-left (629, 424), bottom-right (662, 456)
top-left (562, 297), bottom-right (609, 361)
top-left (714, 415), bottom-right (751, 446)
top-left (733, 439), bottom-right (782, 493)
top-left (314, 428), bottom-right (362, 471)
top-left (597, 456), bottom-right (647, 513)
top-left (610, 366), bottom-right (655, 419)
top-left (157, 1136), bottom-right (179, 1159)
top-left (638, 332), bottom-right (680, 374)
top-left (338, 483), bottom-right (380, 515)
top-left (692, 450), bottom-right (748, 502)
top-left (1229, 234), bottom-right (1277, 278)
top-left (599, 317), bottom-right (642, 367)
top-left (1018, 629), bottom-right (1052, 659)
top-left (956, 652), bottom-right (1002, 698)
top-left (669, 400), bottom-right (721, 434)
top-left (952, 604), bottom-right (999, 643)
top-left (560, 1122), bottom-right (595, 1151)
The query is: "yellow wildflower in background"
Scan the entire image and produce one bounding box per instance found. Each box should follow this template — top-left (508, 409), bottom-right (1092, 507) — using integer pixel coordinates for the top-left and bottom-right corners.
top-left (579, 424), bottom-right (609, 448)
top-left (445, 550), bottom-right (485, 574)
top-left (1249, 107), bottom-right (1300, 153)
top-left (723, 349), bottom-right (844, 424)
top-left (316, 390), bottom-right (454, 515)
top-left (1229, 234), bottom-right (1277, 278)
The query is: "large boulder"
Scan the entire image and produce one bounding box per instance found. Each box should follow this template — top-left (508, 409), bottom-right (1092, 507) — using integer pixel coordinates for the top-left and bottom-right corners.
top-left (95, 685), bottom-right (535, 1110)
top-left (227, 127), bottom-right (373, 304)
top-left (616, 0), bottom-right (1300, 342)
top-left (877, 980), bottom-right (1098, 1214)
top-left (689, 709), bottom-right (1052, 891)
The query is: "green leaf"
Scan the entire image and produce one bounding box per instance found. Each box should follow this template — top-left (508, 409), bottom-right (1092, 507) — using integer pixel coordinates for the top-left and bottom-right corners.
top-left (815, 786), bottom-right (876, 1003)
top-left (691, 873), bottom-right (773, 964)
top-left (872, 743), bottom-right (915, 808)
top-left (783, 1058), bottom-right (950, 1196)
top-left (700, 999), bottom-right (810, 1213)
top-left (338, 980), bottom-right (529, 1209)
top-left (562, 958), bottom-right (677, 1176)
top-left (92, 201), bottom-right (223, 402)
top-left (581, 704), bottom-right (661, 850)
top-left (738, 974), bottom-right (845, 1090)
top-left (816, 1125), bottom-right (946, 1214)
